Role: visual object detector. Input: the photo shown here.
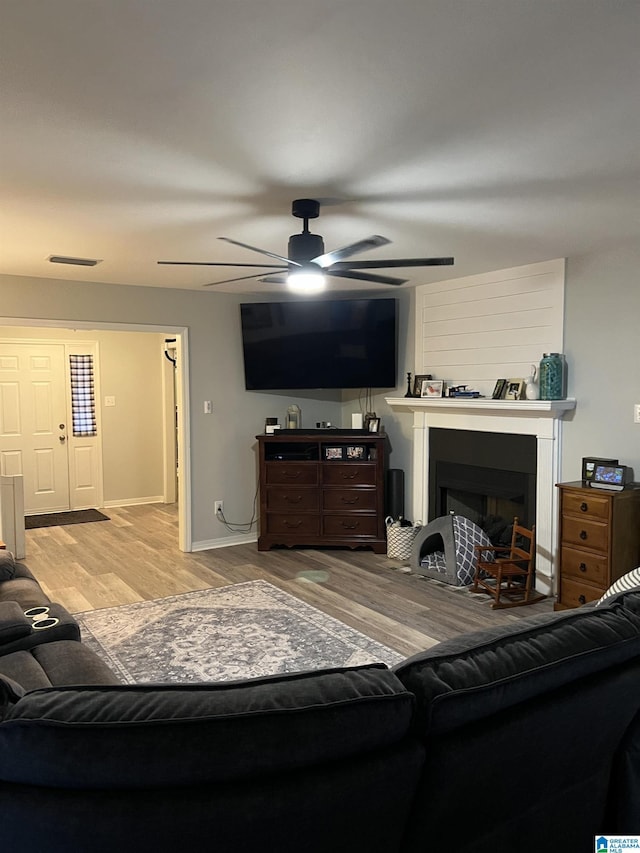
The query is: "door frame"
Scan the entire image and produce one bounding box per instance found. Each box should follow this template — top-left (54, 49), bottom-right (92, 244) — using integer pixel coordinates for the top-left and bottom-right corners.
top-left (0, 317), bottom-right (191, 552)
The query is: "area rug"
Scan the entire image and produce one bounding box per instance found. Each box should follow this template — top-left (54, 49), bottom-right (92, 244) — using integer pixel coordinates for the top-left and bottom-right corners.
top-left (74, 580), bottom-right (404, 683)
top-left (25, 509), bottom-right (110, 529)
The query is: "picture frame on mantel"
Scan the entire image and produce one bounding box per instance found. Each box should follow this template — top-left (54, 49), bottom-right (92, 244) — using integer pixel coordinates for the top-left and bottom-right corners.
top-left (492, 379), bottom-right (507, 399)
top-left (413, 374), bottom-right (432, 396)
top-left (421, 379), bottom-right (444, 398)
top-left (504, 378), bottom-right (526, 400)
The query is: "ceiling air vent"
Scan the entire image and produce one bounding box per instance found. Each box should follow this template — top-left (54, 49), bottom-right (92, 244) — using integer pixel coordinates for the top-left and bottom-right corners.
top-left (47, 255), bottom-right (103, 267)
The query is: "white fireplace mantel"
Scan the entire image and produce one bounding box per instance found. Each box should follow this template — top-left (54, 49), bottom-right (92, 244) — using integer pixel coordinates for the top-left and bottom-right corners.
top-left (385, 397), bottom-right (576, 417)
top-left (385, 396), bottom-right (577, 596)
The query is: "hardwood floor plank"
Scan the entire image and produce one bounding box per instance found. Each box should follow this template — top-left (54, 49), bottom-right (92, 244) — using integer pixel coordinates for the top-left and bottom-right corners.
top-left (21, 503), bottom-right (555, 656)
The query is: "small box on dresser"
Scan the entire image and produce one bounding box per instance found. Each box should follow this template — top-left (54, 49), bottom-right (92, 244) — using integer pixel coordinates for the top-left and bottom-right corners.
top-left (554, 481), bottom-right (640, 609)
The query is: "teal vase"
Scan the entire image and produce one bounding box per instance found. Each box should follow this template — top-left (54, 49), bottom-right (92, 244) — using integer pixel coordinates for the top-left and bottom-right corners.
top-left (539, 353), bottom-right (566, 400)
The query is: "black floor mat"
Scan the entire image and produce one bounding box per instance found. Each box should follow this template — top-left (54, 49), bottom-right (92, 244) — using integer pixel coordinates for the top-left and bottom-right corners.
top-left (25, 509), bottom-right (110, 529)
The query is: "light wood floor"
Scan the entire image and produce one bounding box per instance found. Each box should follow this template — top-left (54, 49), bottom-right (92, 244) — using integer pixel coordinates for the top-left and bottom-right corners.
top-left (23, 503), bottom-right (554, 658)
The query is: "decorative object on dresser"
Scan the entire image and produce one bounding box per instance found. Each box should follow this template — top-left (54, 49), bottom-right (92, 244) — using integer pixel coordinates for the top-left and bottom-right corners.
top-left (582, 456), bottom-right (618, 485)
top-left (554, 481), bottom-right (640, 609)
top-left (256, 431), bottom-right (388, 552)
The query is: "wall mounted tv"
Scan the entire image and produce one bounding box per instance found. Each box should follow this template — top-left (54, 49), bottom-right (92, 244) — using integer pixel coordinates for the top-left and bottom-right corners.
top-left (240, 298), bottom-right (397, 391)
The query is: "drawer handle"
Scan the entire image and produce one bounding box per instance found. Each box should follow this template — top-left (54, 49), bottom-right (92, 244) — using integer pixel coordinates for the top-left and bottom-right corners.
top-left (580, 502), bottom-right (588, 512)
top-left (283, 495), bottom-right (302, 504)
top-left (578, 595), bottom-right (586, 605)
top-left (341, 472), bottom-right (358, 480)
top-left (283, 520), bottom-right (303, 529)
top-left (579, 562), bottom-right (587, 572)
top-left (579, 530), bottom-right (588, 540)
top-left (341, 497), bottom-right (359, 505)
top-left (282, 470), bottom-right (302, 480)
top-left (341, 522), bottom-right (359, 530)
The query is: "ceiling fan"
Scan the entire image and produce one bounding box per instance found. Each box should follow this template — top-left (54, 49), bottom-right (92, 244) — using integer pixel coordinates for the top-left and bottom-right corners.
top-left (158, 199), bottom-right (453, 292)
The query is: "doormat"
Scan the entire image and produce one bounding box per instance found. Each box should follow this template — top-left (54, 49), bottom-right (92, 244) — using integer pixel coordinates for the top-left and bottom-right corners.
top-left (73, 579), bottom-right (404, 683)
top-left (25, 509), bottom-right (110, 529)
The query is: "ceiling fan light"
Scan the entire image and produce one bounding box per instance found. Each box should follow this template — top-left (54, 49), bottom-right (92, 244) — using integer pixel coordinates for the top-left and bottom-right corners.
top-left (287, 267), bottom-right (326, 294)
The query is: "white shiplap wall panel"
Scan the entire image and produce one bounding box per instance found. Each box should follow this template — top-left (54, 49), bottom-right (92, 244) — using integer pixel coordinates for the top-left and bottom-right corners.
top-left (415, 259), bottom-right (565, 395)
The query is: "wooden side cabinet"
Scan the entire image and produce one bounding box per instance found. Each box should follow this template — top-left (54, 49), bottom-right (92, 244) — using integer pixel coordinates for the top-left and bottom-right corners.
top-left (256, 432), bottom-right (388, 552)
top-left (554, 481), bottom-right (640, 610)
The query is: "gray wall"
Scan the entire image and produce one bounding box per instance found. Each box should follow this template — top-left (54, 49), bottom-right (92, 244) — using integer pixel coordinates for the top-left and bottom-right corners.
top-left (562, 240), bottom-right (640, 480)
top-left (2, 239), bottom-right (637, 547)
top-left (0, 276), bottom-right (405, 545)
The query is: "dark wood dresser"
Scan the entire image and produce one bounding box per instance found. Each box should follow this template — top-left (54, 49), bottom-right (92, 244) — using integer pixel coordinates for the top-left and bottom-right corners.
top-left (256, 431), bottom-right (388, 552)
top-left (554, 481), bottom-right (640, 609)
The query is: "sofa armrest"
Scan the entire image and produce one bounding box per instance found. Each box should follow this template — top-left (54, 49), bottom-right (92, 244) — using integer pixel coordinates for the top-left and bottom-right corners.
top-left (0, 602), bottom-right (32, 644)
top-left (0, 603), bottom-right (80, 656)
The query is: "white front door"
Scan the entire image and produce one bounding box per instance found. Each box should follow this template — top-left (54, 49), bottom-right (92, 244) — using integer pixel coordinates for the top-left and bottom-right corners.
top-left (0, 343), bottom-right (70, 513)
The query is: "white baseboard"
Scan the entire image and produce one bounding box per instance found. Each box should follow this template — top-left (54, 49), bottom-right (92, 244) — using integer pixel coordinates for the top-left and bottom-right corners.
top-left (102, 496), bottom-right (165, 508)
top-left (192, 532), bottom-right (257, 551)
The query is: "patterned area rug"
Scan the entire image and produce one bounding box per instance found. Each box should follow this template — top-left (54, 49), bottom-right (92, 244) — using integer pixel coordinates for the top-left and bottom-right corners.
top-left (74, 580), bottom-right (404, 683)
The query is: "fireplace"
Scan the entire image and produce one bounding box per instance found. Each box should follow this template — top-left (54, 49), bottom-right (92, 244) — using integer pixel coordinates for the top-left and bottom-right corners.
top-left (384, 396), bottom-right (576, 595)
top-left (429, 429), bottom-right (536, 544)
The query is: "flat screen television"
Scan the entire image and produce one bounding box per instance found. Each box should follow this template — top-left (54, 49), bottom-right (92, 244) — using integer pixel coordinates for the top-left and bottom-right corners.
top-left (240, 298), bottom-right (397, 390)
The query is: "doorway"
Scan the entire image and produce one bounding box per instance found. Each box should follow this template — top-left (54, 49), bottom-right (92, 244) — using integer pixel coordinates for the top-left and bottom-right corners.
top-left (0, 319), bottom-right (191, 551)
top-left (0, 340), bottom-right (102, 513)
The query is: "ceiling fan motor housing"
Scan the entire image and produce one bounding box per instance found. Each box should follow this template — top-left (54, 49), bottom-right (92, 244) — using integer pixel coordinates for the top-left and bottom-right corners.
top-left (288, 232), bottom-right (325, 265)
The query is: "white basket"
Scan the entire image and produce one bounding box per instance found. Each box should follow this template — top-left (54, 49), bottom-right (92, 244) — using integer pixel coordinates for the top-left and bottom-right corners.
top-left (386, 518), bottom-right (421, 562)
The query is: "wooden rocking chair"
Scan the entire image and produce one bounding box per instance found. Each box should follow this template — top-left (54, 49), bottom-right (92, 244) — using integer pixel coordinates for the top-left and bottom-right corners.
top-left (471, 517), bottom-right (546, 609)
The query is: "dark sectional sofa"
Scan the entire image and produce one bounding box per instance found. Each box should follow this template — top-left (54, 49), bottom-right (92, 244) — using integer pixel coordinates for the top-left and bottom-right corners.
top-left (1, 550), bottom-right (639, 852)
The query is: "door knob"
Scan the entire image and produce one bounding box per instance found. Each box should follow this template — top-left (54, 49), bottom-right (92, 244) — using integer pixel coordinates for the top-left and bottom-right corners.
top-left (59, 435), bottom-right (67, 443)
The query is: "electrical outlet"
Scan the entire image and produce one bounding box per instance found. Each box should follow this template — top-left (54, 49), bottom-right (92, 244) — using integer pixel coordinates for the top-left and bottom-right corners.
top-left (214, 500), bottom-right (224, 517)
top-left (634, 403), bottom-right (640, 424)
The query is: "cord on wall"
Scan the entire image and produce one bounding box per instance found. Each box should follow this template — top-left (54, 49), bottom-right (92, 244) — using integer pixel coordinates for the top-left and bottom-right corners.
top-left (214, 486), bottom-right (259, 533)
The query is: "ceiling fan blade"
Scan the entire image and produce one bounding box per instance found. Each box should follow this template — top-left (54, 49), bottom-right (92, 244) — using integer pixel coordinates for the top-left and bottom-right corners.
top-left (218, 237), bottom-right (301, 267)
top-left (329, 269), bottom-right (407, 286)
top-left (158, 260), bottom-right (287, 268)
top-left (259, 274), bottom-right (287, 284)
top-left (312, 235), bottom-right (391, 268)
top-left (202, 270), bottom-right (286, 287)
top-left (329, 257), bottom-right (454, 270)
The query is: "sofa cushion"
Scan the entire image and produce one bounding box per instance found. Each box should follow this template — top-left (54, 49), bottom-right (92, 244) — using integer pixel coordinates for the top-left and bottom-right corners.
top-left (0, 664), bottom-right (415, 789)
top-left (0, 551), bottom-right (16, 581)
top-left (0, 673), bottom-right (25, 711)
top-left (0, 602), bottom-right (31, 644)
top-left (394, 590), bottom-right (640, 734)
top-left (0, 563), bottom-right (50, 609)
top-left (0, 640), bottom-right (120, 692)
top-left (0, 604), bottom-right (81, 657)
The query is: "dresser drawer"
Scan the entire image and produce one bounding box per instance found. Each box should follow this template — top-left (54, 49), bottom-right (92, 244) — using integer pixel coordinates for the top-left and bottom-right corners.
top-left (561, 545), bottom-right (609, 586)
top-left (323, 515), bottom-right (379, 537)
top-left (323, 489), bottom-right (377, 512)
top-left (562, 516), bottom-right (609, 553)
top-left (558, 576), bottom-right (604, 608)
top-left (267, 488), bottom-right (319, 512)
top-left (266, 463), bottom-right (318, 485)
top-left (562, 490), bottom-right (610, 521)
top-left (265, 514), bottom-right (320, 535)
top-left (322, 464), bottom-right (376, 486)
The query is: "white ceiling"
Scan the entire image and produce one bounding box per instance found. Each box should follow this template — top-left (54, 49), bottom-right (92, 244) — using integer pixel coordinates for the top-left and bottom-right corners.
top-left (1, 0), bottom-right (639, 294)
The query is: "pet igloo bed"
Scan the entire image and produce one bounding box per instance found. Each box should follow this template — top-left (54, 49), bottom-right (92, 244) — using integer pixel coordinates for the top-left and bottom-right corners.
top-left (410, 513), bottom-right (492, 586)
